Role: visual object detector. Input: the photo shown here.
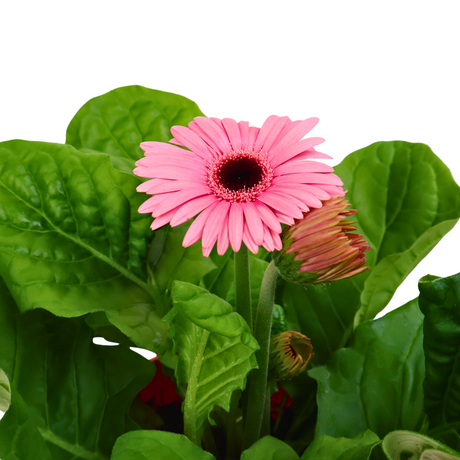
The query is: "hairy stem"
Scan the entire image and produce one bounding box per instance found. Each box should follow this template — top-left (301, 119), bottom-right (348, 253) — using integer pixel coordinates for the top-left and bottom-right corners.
top-left (242, 260), bottom-right (279, 449)
top-left (234, 244), bottom-right (252, 332)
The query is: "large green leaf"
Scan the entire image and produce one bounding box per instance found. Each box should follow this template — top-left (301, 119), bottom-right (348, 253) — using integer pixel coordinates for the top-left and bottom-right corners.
top-left (240, 435), bottom-right (300, 460)
top-left (111, 430), bottom-right (215, 460)
top-left (382, 431), bottom-right (460, 460)
top-left (335, 141), bottom-right (460, 323)
top-left (0, 279), bottom-right (155, 459)
top-left (309, 299), bottom-right (426, 439)
top-left (66, 85), bottom-right (205, 163)
top-left (0, 139), bottom-right (172, 352)
top-left (281, 278), bottom-right (362, 365)
top-left (150, 223), bottom-right (216, 296)
top-left (0, 387), bottom-right (53, 460)
top-left (301, 430), bottom-right (380, 460)
top-left (170, 283), bottom-right (258, 444)
top-left (419, 272), bottom-right (460, 449)
top-left (280, 141), bottom-right (460, 366)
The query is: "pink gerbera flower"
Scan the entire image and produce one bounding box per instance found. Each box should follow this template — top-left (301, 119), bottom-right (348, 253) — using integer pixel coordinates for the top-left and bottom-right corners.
top-left (134, 116), bottom-right (344, 257)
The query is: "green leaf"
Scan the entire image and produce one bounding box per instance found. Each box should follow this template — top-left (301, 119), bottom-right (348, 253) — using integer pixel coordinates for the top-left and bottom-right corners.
top-left (281, 141), bottom-right (460, 366)
top-left (150, 223), bottom-right (217, 295)
top-left (0, 139), bottom-right (170, 352)
top-left (169, 302), bottom-right (258, 444)
top-left (227, 256), bottom-right (269, 325)
top-left (382, 431), bottom-right (460, 460)
top-left (111, 430), bottom-right (215, 460)
top-left (0, 282), bottom-right (155, 459)
top-left (271, 303), bottom-right (287, 336)
top-left (281, 279), bottom-right (362, 365)
top-left (309, 299), bottom-right (425, 439)
top-left (0, 368), bottom-right (11, 412)
top-left (300, 430), bottom-right (380, 460)
top-left (172, 281), bottom-right (258, 349)
top-left (240, 435), bottom-right (300, 460)
top-left (334, 141), bottom-right (460, 323)
top-left (0, 388), bottom-right (53, 460)
top-left (203, 246), bottom-right (234, 299)
top-left (66, 85), bottom-right (205, 163)
top-left (418, 272), bottom-right (460, 449)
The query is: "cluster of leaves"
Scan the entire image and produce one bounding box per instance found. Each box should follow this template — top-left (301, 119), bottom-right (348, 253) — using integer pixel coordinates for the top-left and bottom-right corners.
top-left (1, 85), bottom-right (460, 459)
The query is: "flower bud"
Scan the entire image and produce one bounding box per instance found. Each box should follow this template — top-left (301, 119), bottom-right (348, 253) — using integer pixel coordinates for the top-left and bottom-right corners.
top-left (273, 195), bottom-right (371, 286)
top-left (270, 331), bottom-right (313, 380)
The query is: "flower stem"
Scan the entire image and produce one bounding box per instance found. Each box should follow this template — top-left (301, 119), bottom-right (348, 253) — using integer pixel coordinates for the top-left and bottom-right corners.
top-left (234, 244), bottom-right (252, 332)
top-left (242, 260), bottom-right (279, 449)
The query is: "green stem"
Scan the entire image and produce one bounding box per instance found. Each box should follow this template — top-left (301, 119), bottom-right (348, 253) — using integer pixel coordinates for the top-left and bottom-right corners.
top-left (183, 329), bottom-right (211, 446)
top-left (234, 244), bottom-right (252, 332)
top-left (242, 260), bottom-right (279, 449)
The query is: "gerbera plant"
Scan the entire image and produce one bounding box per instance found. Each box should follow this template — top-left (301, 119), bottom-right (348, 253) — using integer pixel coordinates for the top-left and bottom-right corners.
top-left (1, 86), bottom-right (460, 460)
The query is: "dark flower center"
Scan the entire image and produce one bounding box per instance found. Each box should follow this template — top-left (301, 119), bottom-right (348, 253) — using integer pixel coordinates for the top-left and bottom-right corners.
top-left (217, 157), bottom-right (264, 192)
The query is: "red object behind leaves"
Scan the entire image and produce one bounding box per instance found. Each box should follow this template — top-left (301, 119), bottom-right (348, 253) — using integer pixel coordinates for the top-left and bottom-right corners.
top-left (270, 386), bottom-right (293, 420)
top-left (139, 357), bottom-right (182, 410)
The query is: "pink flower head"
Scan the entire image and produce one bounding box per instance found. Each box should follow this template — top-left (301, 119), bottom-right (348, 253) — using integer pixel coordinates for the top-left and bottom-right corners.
top-left (134, 116), bottom-right (344, 257)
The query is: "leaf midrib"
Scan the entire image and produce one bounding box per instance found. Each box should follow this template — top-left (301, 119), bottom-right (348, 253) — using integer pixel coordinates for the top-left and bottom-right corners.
top-left (0, 171), bottom-right (160, 305)
top-left (38, 427), bottom-right (108, 460)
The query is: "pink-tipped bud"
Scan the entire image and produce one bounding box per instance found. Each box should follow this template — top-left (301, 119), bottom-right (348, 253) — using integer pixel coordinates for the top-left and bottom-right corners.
top-left (270, 331), bottom-right (314, 380)
top-left (273, 196), bottom-right (371, 286)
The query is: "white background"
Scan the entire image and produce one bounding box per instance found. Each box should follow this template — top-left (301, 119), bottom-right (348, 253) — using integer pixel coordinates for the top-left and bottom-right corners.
top-left (1, 0), bottom-right (459, 419)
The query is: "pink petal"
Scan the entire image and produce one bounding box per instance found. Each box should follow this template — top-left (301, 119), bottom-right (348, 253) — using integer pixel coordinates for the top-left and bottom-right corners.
top-left (202, 201), bottom-right (231, 248)
top-left (202, 243), bottom-right (216, 258)
top-left (273, 210), bottom-right (296, 226)
top-left (222, 118), bottom-right (242, 151)
top-left (229, 203), bottom-right (244, 252)
top-left (133, 165), bottom-right (196, 181)
top-left (262, 226), bottom-right (275, 252)
top-left (170, 125), bottom-right (215, 160)
top-left (140, 142), bottom-right (187, 156)
top-left (271, 117), bottom-right (319, 153)
top-left (137, 179), bottom-right (202, 195)
top-left (170, 195), bottom-right (218, 227)
top-left (247, 126), bottom-right (260, 149)
top-left (242, 222), bottom-right (259, 254)
top-left (183, 201), bottom-right (220, 247)
top-left (153, 188), bottom-right (211, 216)
top-left (257, 191), bottom-right (304, 219)
top-left (269, 185), bottom-right (323, 209)
top-left (269, 190), bottom-right (311, 212)
top-left (242, 201), bottom-right (264, 246)
top-left (190, 117), bottom-right (231, 154)
top-left (253, 201), bottom-right (282, 233)
top-left (314, 185), bottom-right (346, 197)
top-left (150, 208), bottom-right (178, 231)
top-left (239, 121), bottom-right (250, 150)
top-left (139, 195), bottom-right (162, 214)
top-left (271, 138), bottom-right (325, 168)
top-left (217, 212), bottom-right (230, 255)
top-left (254, 116), bottom-right (289, 153)
top-left (274, 160), bottom-right (334, 176)
top-left (295, 149), bottom-right (333, 160)
top-left (271, 179), bottom-right (331, 201)
top-left (136, 155), bottom-right (204, 170)
top-left (271, 229), bottom-right (283, 251)
top-left (275, 172), bottom-right (343, 186)
top-left (210, 117), bottom-right (226, 131)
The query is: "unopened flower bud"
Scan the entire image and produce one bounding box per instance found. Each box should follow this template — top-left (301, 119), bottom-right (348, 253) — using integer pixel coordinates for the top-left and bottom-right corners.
top-left (273, 196), bottom-right (371, 286)
top-left (270, 331), bottom-right (313, 380)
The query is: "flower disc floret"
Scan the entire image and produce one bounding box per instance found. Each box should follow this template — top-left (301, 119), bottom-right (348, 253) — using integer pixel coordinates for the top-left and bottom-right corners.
top-left (134, 115), bottom-right (345, 257)
top-left (207, 149), bottom-right (273, 203)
